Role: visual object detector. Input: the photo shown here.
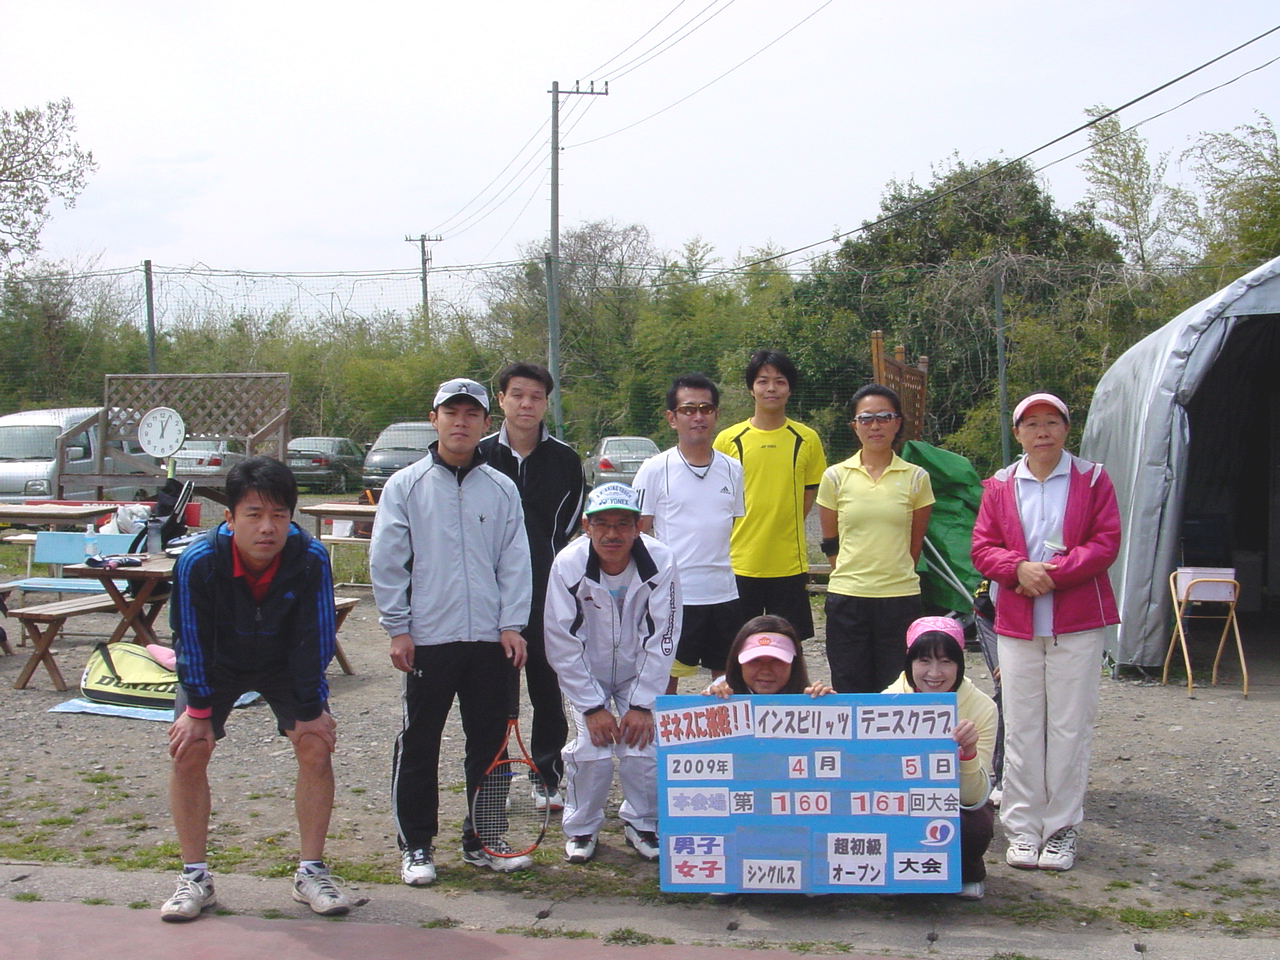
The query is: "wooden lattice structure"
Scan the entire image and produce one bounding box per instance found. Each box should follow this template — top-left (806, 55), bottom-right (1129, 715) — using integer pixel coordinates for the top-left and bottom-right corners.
top-left (870, 330), bottom-right (929, 442)
top-left (58, 374), bottom-right (291, 501)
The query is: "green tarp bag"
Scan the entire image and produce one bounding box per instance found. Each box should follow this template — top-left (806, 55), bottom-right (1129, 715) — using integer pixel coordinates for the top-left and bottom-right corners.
top-left (80, 642), bottom-right (178, 709)
top-left (900, 439), bottom-right (984, 613)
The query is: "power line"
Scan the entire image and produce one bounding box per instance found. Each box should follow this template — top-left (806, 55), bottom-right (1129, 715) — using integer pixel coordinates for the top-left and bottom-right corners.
top-left (567, 0), bottom-right (835, 149)
top-left (601, 0), bottom-right (739, 83)
top-left (727, 22), bottom-right (1280, 273)
top-left (581, 0), bottom-right (692, 77)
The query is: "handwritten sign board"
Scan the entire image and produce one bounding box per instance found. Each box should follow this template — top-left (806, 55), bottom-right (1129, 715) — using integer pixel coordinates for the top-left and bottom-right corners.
top-left (656, 693), bottom-right (960, 894)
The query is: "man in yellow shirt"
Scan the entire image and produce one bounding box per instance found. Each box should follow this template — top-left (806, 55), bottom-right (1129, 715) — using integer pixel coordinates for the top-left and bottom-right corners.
top-left (713, 350), bottom-right (826, 640)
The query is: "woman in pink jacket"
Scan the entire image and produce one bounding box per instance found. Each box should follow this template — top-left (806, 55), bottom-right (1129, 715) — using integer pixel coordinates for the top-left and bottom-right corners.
top-left (971, 393), bottom-right (1120, 873)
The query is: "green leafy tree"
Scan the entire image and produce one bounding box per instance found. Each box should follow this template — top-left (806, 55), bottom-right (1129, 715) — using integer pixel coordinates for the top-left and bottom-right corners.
top-left (1080, 105), bottom-right (1195, 269)
top-left (1184, 112), bottom-right (1280, 267)
top-left (0, 99), bottom-right (96, 266)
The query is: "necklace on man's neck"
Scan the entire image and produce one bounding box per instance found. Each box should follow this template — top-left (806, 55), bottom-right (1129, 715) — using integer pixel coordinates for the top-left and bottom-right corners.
top-left (677, 447), bottom-right (712, 480)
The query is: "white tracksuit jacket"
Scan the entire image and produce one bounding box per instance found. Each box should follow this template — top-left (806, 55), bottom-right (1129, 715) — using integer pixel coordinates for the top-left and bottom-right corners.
top-left (543, 533), bottom-right (681, 714)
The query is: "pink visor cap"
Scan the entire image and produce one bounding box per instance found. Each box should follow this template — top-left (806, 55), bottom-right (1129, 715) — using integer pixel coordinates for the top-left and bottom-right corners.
top-left (1013, 392), bottom-right (1069, 425)
top-left (737, 633), bottom-right (796, 664)
top-left (905, 616), bottom-right (965, 650)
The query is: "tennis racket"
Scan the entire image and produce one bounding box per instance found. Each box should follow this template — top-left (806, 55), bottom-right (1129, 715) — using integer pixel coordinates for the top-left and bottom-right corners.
top-left (470, 663), bottom-right (549, 858)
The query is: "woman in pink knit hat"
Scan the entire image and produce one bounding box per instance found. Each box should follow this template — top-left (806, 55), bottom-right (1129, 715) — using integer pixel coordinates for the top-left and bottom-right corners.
top-left (882, 615), bottom-right (997, 900)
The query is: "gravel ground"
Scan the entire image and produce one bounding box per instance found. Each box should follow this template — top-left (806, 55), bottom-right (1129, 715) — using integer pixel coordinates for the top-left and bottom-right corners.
top-left (0, 510), bottom-right (1278, 954)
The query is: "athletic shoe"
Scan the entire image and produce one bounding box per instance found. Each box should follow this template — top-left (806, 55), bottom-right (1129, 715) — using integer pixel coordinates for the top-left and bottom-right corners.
top-left (533, 783), bottom-right (565, 812)
top-left (957, 880), bottom-right (985, 900)
top-left (1005, 840), bottom-right (1040, 869)
top-left (160, 871), bottom-right (216, 922)
top-left (1038, 827), bottom-right (1078, 871)
top-left (462, 839), bottom-right (533, 872)
top-left (292, 868), bottom-right (351, 915)
top-left (624, 823), bottom-right (660, 861)
top-left (401, 846), bottom-right (437, 886)
top-left (563, 834), bottom-right (597, 863)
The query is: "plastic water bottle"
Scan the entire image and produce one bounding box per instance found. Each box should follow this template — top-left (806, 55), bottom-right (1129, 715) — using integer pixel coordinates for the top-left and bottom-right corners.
top-left (146, 516), bottom-right (164, 555)
top-left (84, 522), bottom-right (98, 560)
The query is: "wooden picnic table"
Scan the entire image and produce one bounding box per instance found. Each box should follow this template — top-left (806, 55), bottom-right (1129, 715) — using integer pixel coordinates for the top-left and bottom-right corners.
top-left (298, 501), bottom-right (377, 537)
top-left (64, 554), bottom-right (176, 647)
top-left (0, 503), bottom-right (112, 529)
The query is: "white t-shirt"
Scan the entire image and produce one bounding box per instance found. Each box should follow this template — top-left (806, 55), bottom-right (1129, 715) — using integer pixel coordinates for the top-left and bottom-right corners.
top-left (632, 446), bottom-right (745, 605)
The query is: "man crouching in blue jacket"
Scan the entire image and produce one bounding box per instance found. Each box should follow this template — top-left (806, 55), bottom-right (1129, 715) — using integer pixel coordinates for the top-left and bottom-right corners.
top-left (162, 456), bottom-right (349, 922)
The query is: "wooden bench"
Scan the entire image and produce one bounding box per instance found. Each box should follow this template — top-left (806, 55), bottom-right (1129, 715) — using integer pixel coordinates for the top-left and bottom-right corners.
top-left (10, 595), bottom-right (120, 690)
top-left (332, 596), bottom-right (360, 676)
top-left (4, 595), bottom-right (362, 690)
top-left (806, 563), bottom-right (832, 594)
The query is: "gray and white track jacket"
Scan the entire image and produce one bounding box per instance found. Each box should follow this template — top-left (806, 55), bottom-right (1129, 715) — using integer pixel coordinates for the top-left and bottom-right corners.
top-left (370, 447), bottom-right (531, 645)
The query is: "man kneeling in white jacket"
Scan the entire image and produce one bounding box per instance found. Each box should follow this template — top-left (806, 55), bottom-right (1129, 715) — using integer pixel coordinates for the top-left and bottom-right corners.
top-left (544, 482), bottom-right (681, 864)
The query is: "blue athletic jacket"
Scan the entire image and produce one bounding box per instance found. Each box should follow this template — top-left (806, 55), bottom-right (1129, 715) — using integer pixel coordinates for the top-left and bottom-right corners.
top-left (170, 522), bottom-right (337, 721)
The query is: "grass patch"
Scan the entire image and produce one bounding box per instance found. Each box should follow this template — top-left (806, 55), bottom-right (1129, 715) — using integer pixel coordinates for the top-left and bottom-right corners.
top-left (603, 927), bottom-right (674, 946)
top-left (422, 917), bottom-right (460, 929)
top-left (12, 892), bottom-right (42, 902)
top-left (81, 772), bottom-right (119, 784)
top-left (128, 901), bottom-right (150, 910)
top-left (1103, 880), bottom-right (1131, 890)
top-left (37, 817), bottom-right (74, 827)
top-left (1112, 906), bottom-right (1200, 929)
top-left (496, 925), bottom-right (597, 939)
top-left (81, 897), bottom-right (112, 905)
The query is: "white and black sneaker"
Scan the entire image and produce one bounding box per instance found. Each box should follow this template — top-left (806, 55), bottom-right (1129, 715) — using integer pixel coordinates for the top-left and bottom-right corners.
top-left (160, 871), bottom-right (216, 922)
top-left (462, 839), bottom-right (533, 872)
top-left (564, 834), bottom-right (597, 863)
top-left (401, 846), bottom-right (437, 886)
top-left (1038, 827), bottom-right (1078, 871)
top-left (532, 782), bottom-right (564, 812)
top-left (624, 824), bottom-right (660, 861)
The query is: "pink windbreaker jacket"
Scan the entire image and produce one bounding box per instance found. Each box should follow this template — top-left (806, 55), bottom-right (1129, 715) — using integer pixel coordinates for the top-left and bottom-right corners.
top-left (971, 453), bottom-right (1121, 640)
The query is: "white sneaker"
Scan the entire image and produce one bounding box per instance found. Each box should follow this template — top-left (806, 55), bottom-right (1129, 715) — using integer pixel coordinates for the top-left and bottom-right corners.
top-left (1005, 840), bottom-right (1040, 869)
top-left (957, 880), bottom-right (985, 900)
top-left (292, 868), bottom-right (351, 915)
top-left (1038, 827), bottom-right (1078, 871)
top-left (533, 783), bottom-right (565, 812)
top-left (401, 846), bottom-right (436, 886)
top-left (160, 871), bottom-right (216, 922)
top-left (564, 834), bottom-right (597, 863)
top-left (462, 839), bottom-right (533, 872)
top-left (624, 823), bottom-right (660, 861)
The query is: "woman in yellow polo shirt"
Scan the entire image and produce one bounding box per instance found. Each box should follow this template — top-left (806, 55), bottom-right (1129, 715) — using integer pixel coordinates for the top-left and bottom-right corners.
top-left (817, 385), bottom-right (934, 692)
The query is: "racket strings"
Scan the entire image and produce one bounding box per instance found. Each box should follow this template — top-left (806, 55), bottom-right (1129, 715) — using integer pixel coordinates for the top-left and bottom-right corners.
top-left (474, 759), bottom-right (546, 855)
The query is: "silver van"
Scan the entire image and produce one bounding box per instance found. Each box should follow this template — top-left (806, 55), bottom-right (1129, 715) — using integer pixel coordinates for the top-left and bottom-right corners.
top-left (0, 406), bottom-right (150, 504)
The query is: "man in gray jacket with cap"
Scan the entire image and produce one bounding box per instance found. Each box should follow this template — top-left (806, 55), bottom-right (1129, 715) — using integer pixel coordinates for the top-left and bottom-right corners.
top-left (370, 377), bottom-right (533, 885)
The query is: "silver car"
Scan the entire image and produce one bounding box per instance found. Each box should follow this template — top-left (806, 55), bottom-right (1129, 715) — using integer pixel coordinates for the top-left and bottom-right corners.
top-left (171, 439), bottom-right (248, 477)
top-left (583, 436), bottom-right (659, 489)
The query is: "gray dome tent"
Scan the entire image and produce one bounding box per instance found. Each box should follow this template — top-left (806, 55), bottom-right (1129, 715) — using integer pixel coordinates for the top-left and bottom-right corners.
top-left (1082, 255), bottom-right (1280, 668)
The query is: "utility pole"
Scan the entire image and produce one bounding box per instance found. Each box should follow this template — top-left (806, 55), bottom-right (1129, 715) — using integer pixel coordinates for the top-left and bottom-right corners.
top-left (404, 234), bottom-right (442, 338)
top-left (547, 79), bottom-right (607, 439)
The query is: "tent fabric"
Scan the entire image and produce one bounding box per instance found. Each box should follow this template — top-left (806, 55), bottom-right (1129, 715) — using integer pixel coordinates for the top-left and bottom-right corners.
top-left (1081, 255), bottom-right (1280, 667)
top-left (900, 439), bottom-right (983, 612)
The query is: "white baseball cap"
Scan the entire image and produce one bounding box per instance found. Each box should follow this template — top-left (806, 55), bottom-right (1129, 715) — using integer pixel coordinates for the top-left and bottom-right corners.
top-left (433, 378), bottom-right (489, 411)
top-left (584, 482), bottom-right (641, 516)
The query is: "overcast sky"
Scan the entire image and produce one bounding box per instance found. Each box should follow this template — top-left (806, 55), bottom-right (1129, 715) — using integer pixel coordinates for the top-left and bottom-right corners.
top-left (4, 1), bottom-right (1278, 275)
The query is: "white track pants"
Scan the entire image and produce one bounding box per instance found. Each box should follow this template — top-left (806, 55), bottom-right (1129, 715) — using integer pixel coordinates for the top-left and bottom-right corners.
top-left (997, 628), bottom-right (1104, 847)
top-left (560, 691), bottom-right (658, 838)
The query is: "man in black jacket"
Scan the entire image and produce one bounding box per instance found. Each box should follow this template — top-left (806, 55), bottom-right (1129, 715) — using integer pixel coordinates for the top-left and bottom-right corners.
top-left (478, 362), bottom-right (585, 811)
top-left (162, 457), bottom-right (349, 922)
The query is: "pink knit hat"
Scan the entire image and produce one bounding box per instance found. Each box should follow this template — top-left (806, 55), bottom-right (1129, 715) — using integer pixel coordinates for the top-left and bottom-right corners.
top-left (905, 616), bottom-right (965, 650)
